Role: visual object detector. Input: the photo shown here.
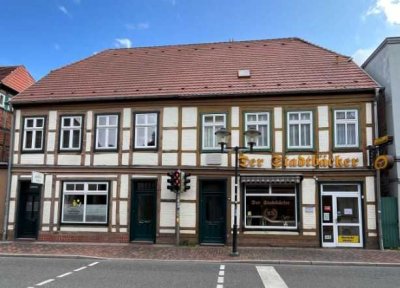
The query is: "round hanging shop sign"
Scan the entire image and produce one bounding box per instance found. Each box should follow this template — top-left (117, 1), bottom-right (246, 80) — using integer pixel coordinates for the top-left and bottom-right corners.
top-left (374, 155), bottom-right (394, 170)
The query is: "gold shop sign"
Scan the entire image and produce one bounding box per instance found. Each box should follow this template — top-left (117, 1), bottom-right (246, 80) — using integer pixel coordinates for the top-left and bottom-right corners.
top-left (239, 154), bottom-right (265, 168)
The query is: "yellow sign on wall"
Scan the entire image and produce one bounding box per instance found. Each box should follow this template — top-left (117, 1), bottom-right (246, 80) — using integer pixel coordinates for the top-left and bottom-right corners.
top-left (338, 235), bottom-right (359, 243)
top-left (272, 155), bottom-right (359, 168)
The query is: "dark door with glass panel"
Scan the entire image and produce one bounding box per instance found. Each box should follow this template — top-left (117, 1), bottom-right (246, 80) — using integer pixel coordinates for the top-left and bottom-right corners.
top-left (130, 180), bottom-right (157, 242)
top-left (199, 180), bottom-right (226, 244)
top-left (17, 181), bottom-right (41, 239)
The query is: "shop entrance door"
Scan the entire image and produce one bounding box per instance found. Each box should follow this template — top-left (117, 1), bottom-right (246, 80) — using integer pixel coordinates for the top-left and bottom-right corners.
top-left (199, 180), bottom-right (226, 244)
top-left (130, 180), bottom-right (157, 242)
top-left (321, 184), bottom-right (363, 248)
top-left (16, 181), bottom-right (41, 239)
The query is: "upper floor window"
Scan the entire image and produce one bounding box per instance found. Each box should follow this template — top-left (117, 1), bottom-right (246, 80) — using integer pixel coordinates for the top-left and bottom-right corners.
top-left (134, 113), bottom-right (158, 149)
top-left (287, 111), bottom-right (313, 149)
top-left (245, 112), bottom-right (270, 149)
top-left (23, 117), bottom-right (45, 151)
top-left (95, 114), bottom-right (118, 150)
top-left (0, 93), bottom-right (5, 109)
top-left (334, 109), bottom-right (358, 148)
top-left (202, 114), bottom-right (226, 150)
top-left (60, 116), bottom-right (83, 151)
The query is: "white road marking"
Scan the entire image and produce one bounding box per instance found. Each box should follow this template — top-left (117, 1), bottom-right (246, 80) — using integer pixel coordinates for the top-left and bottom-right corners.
top-left (217, 285), bottom-right (223, 288)
top-left (216, 264), bottom-right (225, 288)
top-left (88, 261), bottom-right (99, 267)
top-left (220, 265), bottom-right (225, 270)
top-left (74, 266), bottom-right (87, 272)
top-left (57, 272), bottom-right (73, 278)
top-left (36, 279), bottom-right (55, 286)
top-left (219, 270), bottom-right (225, 276)
top-left (256, 266), bottom-right (288, 288)
top-left (217, 276), bottom-right (224, 283)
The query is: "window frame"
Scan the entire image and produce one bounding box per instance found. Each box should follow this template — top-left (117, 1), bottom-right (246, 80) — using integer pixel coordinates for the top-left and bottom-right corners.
top-left (286, 111), bottom-right (314, 150)
top-left (333, 109), bottom-right (359, 148)
top-left (244, 111), bottom-right (271, 150)
top-left (201, 113), bottom-right (227, 151)
top-left (22, 116), bottom-right (46, 153)
top-left (0, 93), bottom-right (5, 109)
top-left (133, 112), bottom-right (159, 150)
top-left (59, 115), bottom-right (84, 152)
top-left (94, 113), bottom-right (120, 152)
top-left (61, 181), bottom-right (110, 225)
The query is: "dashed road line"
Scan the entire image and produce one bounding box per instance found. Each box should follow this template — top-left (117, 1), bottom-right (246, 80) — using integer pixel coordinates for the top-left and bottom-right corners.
top-left (216, 264), bottom-right (225, 288)
top-left (256, 266), bottom-right (288, 288)
top-left (74, 266), bottom-right (87, 272)
top-left (36, 279), bottom-right (55, 286)
top-left (88, 261), bottom-right (99, 267)
top-left (57, 272), bottom-right (73, 278)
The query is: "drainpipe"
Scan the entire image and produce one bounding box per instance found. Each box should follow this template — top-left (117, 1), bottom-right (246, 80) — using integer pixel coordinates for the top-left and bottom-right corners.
top-left (2, 103), bottom-right (14, 241)
top-left (374, 87), bottom-right (384, 250)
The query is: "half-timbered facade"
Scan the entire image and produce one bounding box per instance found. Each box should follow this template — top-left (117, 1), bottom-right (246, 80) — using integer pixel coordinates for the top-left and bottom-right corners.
top-left (6, 38), bottom-right (380, 248)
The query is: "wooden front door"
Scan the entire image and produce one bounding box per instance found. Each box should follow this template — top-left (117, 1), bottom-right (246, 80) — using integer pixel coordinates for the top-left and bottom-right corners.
top-left (17, 181), bottom-right (41, 239)
top-left (130, 180), bottom-right (157, 242)
top-left (199, 180), bottom-right (226, 244)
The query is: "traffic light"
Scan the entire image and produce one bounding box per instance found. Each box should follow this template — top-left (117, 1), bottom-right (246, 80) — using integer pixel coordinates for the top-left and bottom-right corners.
top-left (181, 172), bottom-right (191, 192)
top-left (167, 172), bottom-right (174, 191)
top-left (173, 170), bottom-right (181, 192)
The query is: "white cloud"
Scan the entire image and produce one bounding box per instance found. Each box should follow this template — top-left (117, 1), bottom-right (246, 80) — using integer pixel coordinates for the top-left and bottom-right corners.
top-left (58, 5), bottom-right (70, 16)
top-left (367, 0), bottom-right (400, 25)
top-left (352, 47), bottom-right (376, 66)
top-left (125, 22), bottom-right (150, 30)
top-left (115, 38), bottom-right (132, 48)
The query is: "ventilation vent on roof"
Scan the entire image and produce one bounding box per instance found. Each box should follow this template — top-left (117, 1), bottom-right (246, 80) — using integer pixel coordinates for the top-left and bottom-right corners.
top-left (238, 69), bottom-right (251, 78)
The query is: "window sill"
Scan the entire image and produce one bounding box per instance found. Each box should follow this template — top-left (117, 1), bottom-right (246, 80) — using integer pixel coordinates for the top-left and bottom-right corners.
top-left (243, 230), bottom-right (299, 235)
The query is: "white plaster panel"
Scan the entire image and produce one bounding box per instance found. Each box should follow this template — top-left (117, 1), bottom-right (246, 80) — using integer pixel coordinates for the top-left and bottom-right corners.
top-left (231, 176), bottom-right (241, 228)
top-left (181, 153), bottom-right (197, 166)
top-left (318, 106), bottom-right (329, 128)
top-left (47, 132), bottom-right (55, 151)
top-left (163, 107), bottom-right (179, 127)
top-left (15, 109), bottom-right (21, 130)
top-left (132, 152), bottom-right (158, 165)
top-left (302, 207), bottom-right (316, 229)
top-left (181, 129), bottom-right (197, 150)
top-left (159, 229), bottom-right (175, 234)
top-left (58, 154), bottom-right (81, 166)
top-left (122, 130), bottom-right (131, 151)
top-left (10, 175), bottom-right (18, 198)
top-left (112, 227), bottom-right (117, 233)
top-left (84, 154), bottom-right (91, 166)
top-left (42, 201), bottom-right (51, 224)
top-left (7, 225), bottom-right (14, 231)
top-left (44, 175), bottom-right (53, 198)
top-left (60, 227), bottom-right (108, 232)
top-left (332, 152), bottom-right (364, 167)
top-left (55, 181), bottom-right (60, 199)
top-left (13, 153), bottom-right (19, 164)
top-left (86, 111), bottom-right (93, 130)
top-left (181, 176), bottom-right (197, 201)
top-left (366, 103), bottom-right (372, 125)
top-left (112, 201), bottom-right (117, 225)
top-left (303, 231), bottom-right (317, 236)
top-left (275, 131), bottom-right (283, 153)
top-left (14, 132), bottom-right (19, 152)
top-left (8, 201), bottom-right (15, 223)
top-left (119, 201), bottom-right (128, 226)
top-left (181, 230), bottom-right (196, 234)
top-left (366, 127), bottom-right (373, 146)
top-left (53, 201), bottom-right (58, 224)
top-left (274, 107), bottom-right (282, 129)
top-left (131, 175), bottom-right (158, 179)
top-left (123, 108), bottom-right (131, 128)
top-left (162, 153), bottom-right (178, 166)
top-left (366, 176), bottom-right (375, 202)
top-left (56, 174), bottom-right (116, 179)
top-left (368, 232), bottom-right (377, 237)
top-left (112, 180), bottom-right (117, 198)
top-left (180, 203), bottom-right (196, 227)
top-left (20, 154), bottom-right (44, 165)
top-left (233, 153), bottom-right (271, 169)
top-left (41, 226), bottom-right (50, 231)
top-left (302, 178), bottom-right (316, 205)
top-left (85, 132), bottom-right (92, 152)
top-left (367, 204), bottom-right (377, 230)
top-left (231, 130), bottom-right (239, 147)
top-left (161, 176), bottom-right (176, 200)
top-left (46, 154), bottom-right (54, 165)
top-left (93, 153), bottom-right (119, 166)
top-left (120, 228), bottom-right (127, 233)
top-left (48, 111), bottom-right (57, 130)
top-left (201, 153), bottom-right (228, 167)
top-left (162, 129), bottom-right (178, 150)
top-left (120, 174), bottom-right (129, 199)
top-left (160, 202), bottom-right (175, 227)
top-left (122, 153), bottom-right (129, 166)
top-left (318, 130), bottom-right (329, 152)
top-left (182, 107), bottom-right (197, 127)
top-left (231, 107), bottom-right (239, 128)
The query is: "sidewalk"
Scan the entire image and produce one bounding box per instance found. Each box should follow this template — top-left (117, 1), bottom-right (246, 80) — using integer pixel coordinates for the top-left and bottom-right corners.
top-left (1, 241), bottom-right (399, 266)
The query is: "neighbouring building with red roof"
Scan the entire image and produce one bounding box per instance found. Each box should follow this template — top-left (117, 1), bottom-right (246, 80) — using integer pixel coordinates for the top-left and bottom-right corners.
top-left (5, 38), bottom-right (381, 248)
top-left (0, 65), bottom-right (34, 237)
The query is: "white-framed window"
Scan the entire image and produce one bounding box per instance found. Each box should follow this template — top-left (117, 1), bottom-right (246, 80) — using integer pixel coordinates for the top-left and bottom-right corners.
top-left (61, 182), bottom-right (109, 224)
top-left (287, 111), bottom-right (313, 149)
top-left (95, 114), bottom-right (118, 150)
top-left (245, 184), bottom-right (298, 230)
top-left (334, 109), bottom-right (358, 148)
top-left (134, 113), bottom-right (158, 149)
top-left (202, 114), bottom-right (226, 150)
top-left (0, 93), bottom-right (5, 109)
top-left (245, 112), bottom-right (270, 149)
top-left (60, 116), bottom-right (82, 151)
top-left (22, 117), bottom-right (45, 151)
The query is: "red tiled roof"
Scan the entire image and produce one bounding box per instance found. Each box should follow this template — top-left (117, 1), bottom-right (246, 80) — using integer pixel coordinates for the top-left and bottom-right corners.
top-left (0, 66), bottom-right (35, 93)
top-left (12, 38), bottom-right (378, 105)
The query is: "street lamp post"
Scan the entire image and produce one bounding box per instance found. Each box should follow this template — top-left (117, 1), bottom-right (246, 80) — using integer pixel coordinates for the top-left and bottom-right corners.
top-left (215, 127), bottom-right (261, 256)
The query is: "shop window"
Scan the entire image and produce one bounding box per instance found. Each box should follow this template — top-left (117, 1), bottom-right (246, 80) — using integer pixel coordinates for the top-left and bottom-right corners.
top-left (134, 112), bottom-right (158, 149)
top-left (95, 114), bottom-right (119, 150)
top-left (245, 183), bottom-right (297, 229)
top-left (334, 109), bottom-right (358, 148)
top-left (61, 182), bottom-right (109, 224)
top-left (22, 117), bottom-right (45, 151)
top-left (202, 113), bottom-right (226, 150)
top-left (287, 111), bottom-right (313, 149)
top-left (244, 112), bottom-right (270, 149)
top-left (60, 116), bottom-right (83, 151)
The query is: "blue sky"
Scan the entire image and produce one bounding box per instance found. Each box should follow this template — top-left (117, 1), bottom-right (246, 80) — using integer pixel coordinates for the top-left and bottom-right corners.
top-left (1, 0), bottom-right (400, 80)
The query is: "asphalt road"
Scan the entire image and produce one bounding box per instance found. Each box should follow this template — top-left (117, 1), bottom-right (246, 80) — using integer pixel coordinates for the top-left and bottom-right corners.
top-left (0, 257), bottom-right (399, 288)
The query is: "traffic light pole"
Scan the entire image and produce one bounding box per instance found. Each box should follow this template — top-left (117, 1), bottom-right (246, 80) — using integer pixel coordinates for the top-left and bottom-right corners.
top-left (176, 189), bottom-right (181, 246)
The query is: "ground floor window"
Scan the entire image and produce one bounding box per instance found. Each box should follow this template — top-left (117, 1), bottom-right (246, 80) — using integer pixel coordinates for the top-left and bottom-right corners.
top-left (244, 183), bottom-right (297, 230)
top-left (61, 182), bottom-right (109, 224)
